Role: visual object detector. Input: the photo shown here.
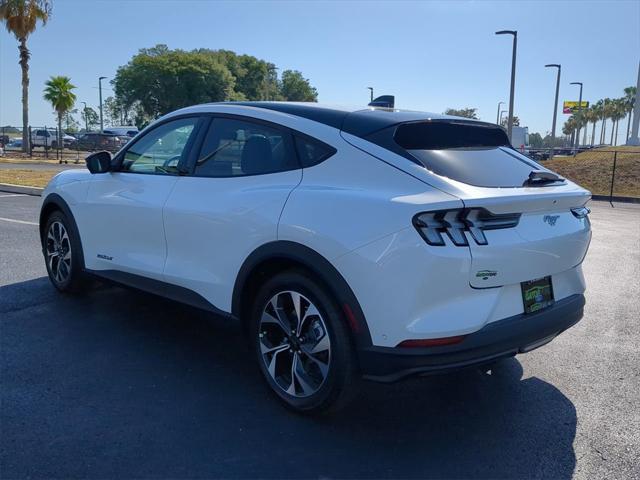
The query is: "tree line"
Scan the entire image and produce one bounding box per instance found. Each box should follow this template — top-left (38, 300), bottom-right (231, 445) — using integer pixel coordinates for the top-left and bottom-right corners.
top-left (110, 44), bottom-right (318, 127)
top-left (560, 87), bottom-right (636, 147)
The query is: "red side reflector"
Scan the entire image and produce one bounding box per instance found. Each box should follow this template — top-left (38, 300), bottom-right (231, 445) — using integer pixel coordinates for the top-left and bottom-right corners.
top-left (397, 335), bottom-right (466, 348)
top-left (343, 303), bottom-right (360, 333)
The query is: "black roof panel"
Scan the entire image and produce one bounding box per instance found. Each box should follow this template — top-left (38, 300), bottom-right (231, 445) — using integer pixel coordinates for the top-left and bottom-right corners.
top-left (229, 102), bottom-right (469, 137)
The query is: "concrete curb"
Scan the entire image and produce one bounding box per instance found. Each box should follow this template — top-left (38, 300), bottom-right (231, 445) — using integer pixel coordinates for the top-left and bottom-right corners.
top-left (0, 183), bottom-right (44, 196)
top-left (591, 195), bottom-right (640, 204)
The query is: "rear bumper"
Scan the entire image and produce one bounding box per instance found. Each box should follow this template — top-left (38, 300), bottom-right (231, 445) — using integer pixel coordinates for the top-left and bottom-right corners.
top-left (358, 293), bottom-right (585, 382)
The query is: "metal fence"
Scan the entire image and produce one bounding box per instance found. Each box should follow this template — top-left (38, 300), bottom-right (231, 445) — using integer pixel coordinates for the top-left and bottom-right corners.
top-left (0, 126), bottom-right (123, 164)
top-left (535, 148), bottom-right (640, 202)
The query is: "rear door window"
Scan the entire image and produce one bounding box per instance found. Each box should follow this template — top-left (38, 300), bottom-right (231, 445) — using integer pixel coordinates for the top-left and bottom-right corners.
top-left (392, 121), bottom-right (556, 188)
top-left (194, 117), bottom-right (298, 177)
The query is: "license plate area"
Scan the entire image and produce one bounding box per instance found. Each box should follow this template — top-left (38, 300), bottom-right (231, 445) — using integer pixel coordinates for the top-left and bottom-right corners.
top-left (521, 276), bottom-right (554, 314)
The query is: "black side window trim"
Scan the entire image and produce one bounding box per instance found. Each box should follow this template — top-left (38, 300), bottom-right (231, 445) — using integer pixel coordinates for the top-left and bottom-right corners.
top-left (184, 113), bottom-right (302, 178)
top-left (112, 114), bottom-right (205, 175)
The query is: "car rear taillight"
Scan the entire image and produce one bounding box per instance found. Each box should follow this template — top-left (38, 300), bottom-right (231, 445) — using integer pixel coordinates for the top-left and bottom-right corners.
top-left (413, 208), bottom-right (521, 247)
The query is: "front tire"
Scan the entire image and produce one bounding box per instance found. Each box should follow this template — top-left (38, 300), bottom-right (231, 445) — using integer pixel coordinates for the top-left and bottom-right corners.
top-left (250, 270), bottom-right (360, 414)
top-left (43, 211), bottom-right (87, 293)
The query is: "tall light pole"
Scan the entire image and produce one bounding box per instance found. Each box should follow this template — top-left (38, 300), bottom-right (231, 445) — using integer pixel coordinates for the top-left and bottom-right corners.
top-left (367, 87), bottom-right (374, 103)
top-left (495, 30), bottom-right (517, 143)
top-left (496, 101), bottom-right (504, 124)
top-left (499, 109), bottom-right (507, 125)
top-left (98, 76), bottom-right (107, 133)
top-left (81, 101), bottom-right (88, 132)
top-left (545, 64), bottom-right (561, 157)
top-left (570, 82), bottom-right (583, 149)
top-left (627, 60), bottom-right (640, 146)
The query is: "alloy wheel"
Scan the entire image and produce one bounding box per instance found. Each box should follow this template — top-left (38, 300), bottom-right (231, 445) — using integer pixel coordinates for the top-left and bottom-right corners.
top-left (258, 290), bottom-right (331, 397)
top-left (46, 221), bottom-right (72, 284)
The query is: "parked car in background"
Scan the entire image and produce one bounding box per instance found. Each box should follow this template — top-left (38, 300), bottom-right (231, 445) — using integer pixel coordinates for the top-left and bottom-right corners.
top-left (103, 126), bottom-right (139, 139)
top-left (4, 138), bottom-right (23, 150)
top-left (73, 132), bottom-right (128, 152)
top-left (31, 129), bottom-right (76, 149)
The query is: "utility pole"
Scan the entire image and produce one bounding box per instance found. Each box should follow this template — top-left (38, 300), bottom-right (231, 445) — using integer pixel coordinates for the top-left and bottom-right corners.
top-left (99, 76), bottom-right (107, 133)
top-left (496, 30), bottom-right (517, 143)
top-left (627, 60), bottom-right (640, 146)
top-left (367, 87), bottom-right (374, 103)
top-left (496, 101), bottom-right (504, 124)
top-left (545, 64), bottom-right (561, 157)
top-left (570, 82), bottom-right (583, 150)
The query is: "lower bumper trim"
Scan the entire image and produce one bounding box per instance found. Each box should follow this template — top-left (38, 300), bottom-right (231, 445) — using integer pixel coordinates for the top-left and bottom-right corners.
top-left (359, 294), bottom-right (585, 382)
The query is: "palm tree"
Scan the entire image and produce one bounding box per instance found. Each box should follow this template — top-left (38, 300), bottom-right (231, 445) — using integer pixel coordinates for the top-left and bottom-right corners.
top-left (563, 116), bottom-right (578, 146)
top-left (589, 102), bottom-right (602, 146)
top-left (623, 86), bottom-right (636, 142)
top-left (611, 99), bottom-right (627, 146)
top-left (43, 76), bottom-right (76, 156)
top-left (0, 0), bottom-right (52, 152)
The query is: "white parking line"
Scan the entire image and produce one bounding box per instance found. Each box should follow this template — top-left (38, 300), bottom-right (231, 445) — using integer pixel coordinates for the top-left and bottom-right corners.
top-left (0, 194), bottom-right (27, 198)
top-left (0, 217), bottom-right (38, 226)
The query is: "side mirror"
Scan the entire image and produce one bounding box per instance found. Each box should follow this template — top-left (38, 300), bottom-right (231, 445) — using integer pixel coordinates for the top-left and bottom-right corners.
top-left (85, 151), bottom-right (112, 174)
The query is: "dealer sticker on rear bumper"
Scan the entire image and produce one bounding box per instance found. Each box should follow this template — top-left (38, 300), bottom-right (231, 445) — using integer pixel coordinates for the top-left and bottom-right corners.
top-left (521, 276), bottom-right (555, 314)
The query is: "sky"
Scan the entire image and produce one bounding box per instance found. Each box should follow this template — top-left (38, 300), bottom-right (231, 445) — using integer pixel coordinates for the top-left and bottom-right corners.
top-left (1, 0), bottom-right (638, 142)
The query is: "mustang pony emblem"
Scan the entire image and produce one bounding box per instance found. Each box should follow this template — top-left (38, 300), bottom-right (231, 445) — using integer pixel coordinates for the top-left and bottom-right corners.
top-left (543, 215), bottom-right (560, 226)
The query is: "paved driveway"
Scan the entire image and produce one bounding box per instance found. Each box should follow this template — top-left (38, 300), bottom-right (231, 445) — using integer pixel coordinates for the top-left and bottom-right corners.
top-left (1, 194), bottom-right (638, 479)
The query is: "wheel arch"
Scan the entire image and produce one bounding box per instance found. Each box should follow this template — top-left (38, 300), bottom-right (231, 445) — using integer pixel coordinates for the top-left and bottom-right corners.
top-left (232, 241), bottom-right (372, 348)
top-left (39, 193), bottom-right (86, 268)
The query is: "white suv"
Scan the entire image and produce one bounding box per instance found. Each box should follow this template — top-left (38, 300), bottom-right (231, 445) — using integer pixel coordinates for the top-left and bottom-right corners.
top-left (31, 129), bottom-right (75, 149)
top-left (39, 102), bottom-right (591, 413)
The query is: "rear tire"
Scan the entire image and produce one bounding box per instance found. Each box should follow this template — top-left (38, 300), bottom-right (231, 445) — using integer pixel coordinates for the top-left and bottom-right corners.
top-left (43, 210), bottom-right (89, 294)
top-left (249, 270), bottom-right (360, 414)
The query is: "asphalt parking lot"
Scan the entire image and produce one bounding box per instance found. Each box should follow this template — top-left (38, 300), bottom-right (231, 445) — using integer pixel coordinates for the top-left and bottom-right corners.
top-left (1, 193), bottom-right (639, 479)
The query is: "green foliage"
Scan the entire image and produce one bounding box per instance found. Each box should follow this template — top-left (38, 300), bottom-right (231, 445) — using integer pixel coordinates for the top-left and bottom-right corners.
top-left (82, 106), bottom-right (99, 131)
top-left (529, 132), bottom-right (543, 148)
top-left (500, 115), bottom-right (520, 127)
top-left (280, 70), bottom-right (318, 102)
top-left (0, 0), bottom-right (50, 40)
top-left (444, 107), bottom-right (478, 119)
top-left (112, 45), bottom-right (319, 122)
top-left (43, 75), bottom-right (76, 117)
top-left (113, 46), bottom-right (235, 122)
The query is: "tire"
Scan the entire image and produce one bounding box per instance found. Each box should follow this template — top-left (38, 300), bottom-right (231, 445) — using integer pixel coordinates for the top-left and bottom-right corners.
top-left (250, 269), bottom-right (360, 414)
top-left (43, 210), bottom-right (88, 294)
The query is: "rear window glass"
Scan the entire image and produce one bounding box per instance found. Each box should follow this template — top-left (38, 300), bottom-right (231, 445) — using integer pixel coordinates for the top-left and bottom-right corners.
top-left (394, 121), bottom-right (509, 150)
top-left (393, 121), bottom-right (556, 188)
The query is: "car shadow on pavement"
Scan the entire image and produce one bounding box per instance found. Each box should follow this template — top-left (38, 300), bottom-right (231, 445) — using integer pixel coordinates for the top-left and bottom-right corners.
top-left (1, 278), bottom-right (577, 479)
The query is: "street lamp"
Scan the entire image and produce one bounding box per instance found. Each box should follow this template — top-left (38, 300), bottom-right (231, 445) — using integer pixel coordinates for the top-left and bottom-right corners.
top-left (367, 87), bottom-right (374, 103)
top-left (81, 101), bottom-right (88, 133)
top-left (627, 60), bottom-right (640, 146)
top-left (570, 81), bottom-right (583, 149)
top-left (496, 101), bottom-right (504, 124)
top-left (98, 76), bottom-right (107, 133)
top-left (495, 30), bottom-right (517, 143)
top-left (499, 109), bottom-right (507, 125)
top-left (545, 64), bottom-right (561, 158)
